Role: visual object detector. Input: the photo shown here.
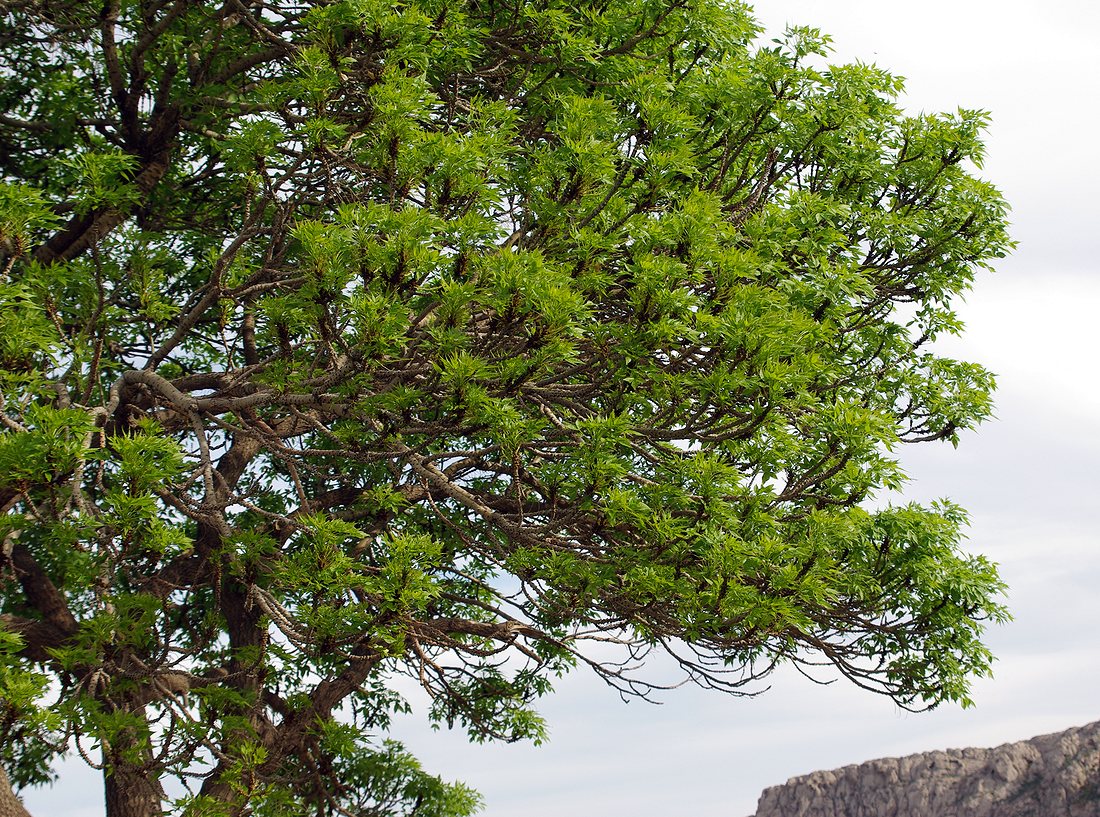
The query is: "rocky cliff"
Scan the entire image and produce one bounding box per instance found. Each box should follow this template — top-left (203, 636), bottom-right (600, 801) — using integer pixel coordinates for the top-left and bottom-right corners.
top-left (752, 720), bottom-right (1100, 817)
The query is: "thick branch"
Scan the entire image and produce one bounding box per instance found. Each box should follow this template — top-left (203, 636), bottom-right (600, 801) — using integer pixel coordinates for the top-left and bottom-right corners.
top-left (32, 152), bottom-right (175, 266)
top-left (6, 541), bottom-right (78, 638)
top-left (0, 614), bottom-right (71, 663)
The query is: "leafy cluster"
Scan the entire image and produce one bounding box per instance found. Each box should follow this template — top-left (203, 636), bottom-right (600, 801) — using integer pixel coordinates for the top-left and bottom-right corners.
top-left (0, 0), bottom-right (1010, 815)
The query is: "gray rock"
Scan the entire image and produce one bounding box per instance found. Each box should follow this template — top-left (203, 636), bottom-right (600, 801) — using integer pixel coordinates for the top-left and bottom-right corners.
top-left (752, 720), bottom-right (1100, 817)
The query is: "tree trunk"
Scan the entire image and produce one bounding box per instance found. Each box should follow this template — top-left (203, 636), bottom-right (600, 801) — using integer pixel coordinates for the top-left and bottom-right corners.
top-left (0, 768), bottom-right (33, 817)
top-left (102, 714), bottom-right (166, 817)
top-left (104, 761), bottom-right (164, 817)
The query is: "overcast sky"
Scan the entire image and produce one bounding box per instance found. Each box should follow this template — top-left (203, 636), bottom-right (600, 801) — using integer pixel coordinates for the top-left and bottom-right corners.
top-left (23, 2), bottom-right (1100, 816)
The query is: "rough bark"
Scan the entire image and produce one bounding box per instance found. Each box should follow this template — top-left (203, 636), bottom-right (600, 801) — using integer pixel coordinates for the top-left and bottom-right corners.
top-left (0, 768), bottom-right (32, 817)
top-left (104, 765), bottom-right (164, 817)
top-left (103, 725), bottom-right (166, 817)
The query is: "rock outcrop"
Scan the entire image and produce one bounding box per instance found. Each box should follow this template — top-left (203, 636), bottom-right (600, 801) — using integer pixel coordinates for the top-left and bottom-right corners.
top-left (752, 720), bottom-right (1100, 817)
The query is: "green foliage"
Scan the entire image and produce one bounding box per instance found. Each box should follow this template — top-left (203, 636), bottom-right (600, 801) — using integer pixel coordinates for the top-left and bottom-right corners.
top-left (0, 632), bottom-right (62, 789)
top-left (0, 0), bottom-right (1012, 815)
top-left (0, 184), bottom-right (60, 262)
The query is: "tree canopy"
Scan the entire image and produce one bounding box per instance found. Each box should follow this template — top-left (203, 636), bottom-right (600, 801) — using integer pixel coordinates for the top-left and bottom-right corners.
top-left (0, 0), bottom-right (1011, 815)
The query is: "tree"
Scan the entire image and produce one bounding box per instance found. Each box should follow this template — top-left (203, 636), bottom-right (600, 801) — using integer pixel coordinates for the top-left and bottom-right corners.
top-left (0, 0), bottom-right (1012, 814)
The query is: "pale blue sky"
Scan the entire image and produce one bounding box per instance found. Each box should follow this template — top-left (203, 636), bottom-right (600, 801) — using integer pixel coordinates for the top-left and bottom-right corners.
top-left (23, 2), bottom-right (1100, 816)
